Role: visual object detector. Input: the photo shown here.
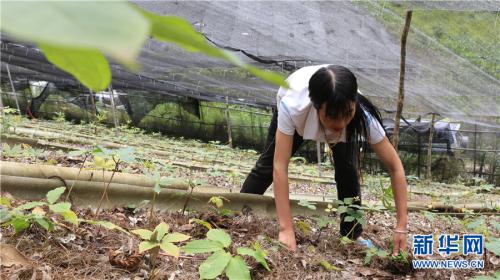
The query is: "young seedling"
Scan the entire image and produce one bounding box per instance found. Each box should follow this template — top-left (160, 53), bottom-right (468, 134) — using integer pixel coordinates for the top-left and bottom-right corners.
top-left (0, 187), bottom-right (78, 233)
top-left (65, 147), bottom-right (93, 201)
top-left (132, 222), bottom-right (190, 271)
top-left (208, 196), bottom-right (233, 217)
top-left (182, 229), bottom-right (270, 280)
top-left (363, 246), bottom-right (388, 265)
top-left (144, 171), bottom-right (177, 228)
top-left (298, 199), bottom-right (317, 210)
top-left (91, 145), bottom-right (136, 215)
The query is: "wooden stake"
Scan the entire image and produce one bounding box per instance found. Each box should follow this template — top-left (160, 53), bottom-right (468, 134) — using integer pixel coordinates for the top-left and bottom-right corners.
top-left (108, 86), bottom-right (119, 129)
top-left (392, 10), bottom-right (413, 150)
top-left (225, 96), bottom-right (233, 148)
top-left (426, 113), bottom-right (437, 180)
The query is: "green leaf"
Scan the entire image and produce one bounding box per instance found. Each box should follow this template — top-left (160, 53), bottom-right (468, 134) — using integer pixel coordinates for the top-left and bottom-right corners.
top-left (344, 216), bottom-right (356, 222)
top-left (14, 201), bottom-right (46, 211)
top-left (163, 232), bottom-right (191, 243)
top-left (46, 187), bottom-right (66, 204)
top-left (160, 241), bottom-right (180, 258)
top-left (68, 150), bottom-right (85, 157)
top-left (154, 222), bottom-right (169, 241)
top-left (49, 202), bottom-right (71, 213)
top-left (89, 220), bottom-right (130, 235)
top-left (1, 1), bottom-right (150, 64)
top-left (116, 147), bottom-right (136, 163)
top-left (40, 44), bottom-right (111, 91)
top-left (207, 229), bottom-right (231, 248)
top-left (337, 206), bottom-right (348, 214)
top-left (238, 245), bottom-right (270, 271)
top-left (199, 251), bottom-right (231, 280)
top-left (132, 229), bottom-right (153, 240)
top-left (485, 237), bottom-right (500, 256)
top-left (0, 197), bottom-right (12, 207)
top-left (141, 10), bottom-right (287, 88)
top-left (0, 208), bottom-right (11, 223)
top-left (182, 240), bottom-right (224, 254)
top-left (9, 216), bottom-right (31, 233)
top-left (189, 218), bottom-right (212, 230)
top-left (60, 211), bottom-right (78, 225)
top-left (225, 255), bottom-right (251, 280)
top-left (139, 241), bottom-right (159, 253)
top-left (319, 260), bottom-right (340, 271)
top-left (35, 217), bottom-right (54, 231)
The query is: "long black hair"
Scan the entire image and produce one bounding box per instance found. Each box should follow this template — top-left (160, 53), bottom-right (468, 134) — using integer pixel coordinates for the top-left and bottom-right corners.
top-left (308, 65), bottom-right (385, 173)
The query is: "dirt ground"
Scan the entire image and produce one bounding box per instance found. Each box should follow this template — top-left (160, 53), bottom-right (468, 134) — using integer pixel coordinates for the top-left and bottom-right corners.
top-left (1, 194), bottom-right (498, 280)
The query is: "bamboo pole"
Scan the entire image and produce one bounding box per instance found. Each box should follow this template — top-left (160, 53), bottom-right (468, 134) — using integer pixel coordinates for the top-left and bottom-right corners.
top-left (392, 10), bottom-right (413, 150)
top-left (426, 113), bottom-right (437, 180)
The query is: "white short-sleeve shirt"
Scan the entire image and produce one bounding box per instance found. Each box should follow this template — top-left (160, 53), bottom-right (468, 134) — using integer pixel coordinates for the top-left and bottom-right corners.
top-left (276, 65), bottom-right (385, 144)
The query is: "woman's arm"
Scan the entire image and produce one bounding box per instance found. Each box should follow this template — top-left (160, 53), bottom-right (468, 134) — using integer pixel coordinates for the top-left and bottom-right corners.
top-left (273, 129), bottom-right (295, 251)
top-left (370, 137), bottom-right (408, 254)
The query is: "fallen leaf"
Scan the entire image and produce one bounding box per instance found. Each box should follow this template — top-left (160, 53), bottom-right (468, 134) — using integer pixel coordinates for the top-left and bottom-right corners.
top-left (108, 250), bottom-right (142, 272)
top-left (0, 244), bottom-right (31, 268)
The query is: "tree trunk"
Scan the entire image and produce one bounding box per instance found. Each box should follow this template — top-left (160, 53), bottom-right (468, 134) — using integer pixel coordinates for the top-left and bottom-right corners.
top-left (392, 10), bottom-right (413, 150)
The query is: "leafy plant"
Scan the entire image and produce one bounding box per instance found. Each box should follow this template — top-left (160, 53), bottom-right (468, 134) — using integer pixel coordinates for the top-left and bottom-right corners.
top-left (208, 196), bottom-right (233, 217)
top-left (132, 222), bottom-right (190, 271)
top-left (54, 111), bottom-right (66, 123)
top-left (298, 199), bottom-right (317, 210)
top-left (182, 229), bottom-right (270, 280)
top-left (87, 145), bottom-right (136, 215)
top-left (1, 187), bottom-right (78, 233)
top-left (364, 246), bottom-right (388, 265)
top-left (144, 171), bottom-right (177, 227)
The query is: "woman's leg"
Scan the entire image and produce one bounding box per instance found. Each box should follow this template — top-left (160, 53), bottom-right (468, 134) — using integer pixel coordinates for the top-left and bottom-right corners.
top-left (332, 142), bottom-right (363, 239)
top-left (240, 108), bottom-right (304, 194)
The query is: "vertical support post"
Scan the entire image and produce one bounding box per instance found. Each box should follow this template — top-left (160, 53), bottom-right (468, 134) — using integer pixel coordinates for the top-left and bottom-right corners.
top-left (5, 64), bottom-right (21, 115)
top-left (89, 89), bottom-right (97, 117)
top-left (392, 10), bottom-right (413, 150)
top-left (426, 113), bottom-right (436, 180)
top-left (108, 86), bottom-right (119, 129)
top-left (473, 124), bottom-right (477, 176)
top-left (490, 132), bottom-right (498, 183)
top-left (316, 141), bottom-right (322, 177)
top-left (225, 95), bottom-right (233, 148)
top-left (417, 127), bottom-right (421, 178)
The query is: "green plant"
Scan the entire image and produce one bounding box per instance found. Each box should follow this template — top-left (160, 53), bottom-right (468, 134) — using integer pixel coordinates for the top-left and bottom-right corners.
top-left (390, 251), bottom-right (410, 264)
top-left (54, 111), bottom-right (66, 123)
top-left (0, 106), bottom-right (21, 132)
top-left (0, 187), bottom-right (78, 233)
top-left (298, 199), bottom-right (317, 210)
top-left (87, 145), bottom-right (136, 215)
top-left (208, 196), bottom-right (233, 217)
top-left (182, 229), bottom-right (270, 280)
top-left (144, 171), bottom-right (177, 227)
top-left (132, 222), bottom-right (190, 271)
top-left (364, 246), bottom-right (388, 265)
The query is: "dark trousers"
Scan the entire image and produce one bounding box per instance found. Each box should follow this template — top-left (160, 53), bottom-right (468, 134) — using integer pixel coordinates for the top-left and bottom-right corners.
top-left (240, 108), bottom-right (363, 239)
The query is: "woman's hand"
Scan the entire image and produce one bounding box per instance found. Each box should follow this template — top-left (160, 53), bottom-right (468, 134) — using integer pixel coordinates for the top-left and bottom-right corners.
top-left (279, 227), bottom-right (297, 252)
top-left (392, 229), bottom-right (408, 256)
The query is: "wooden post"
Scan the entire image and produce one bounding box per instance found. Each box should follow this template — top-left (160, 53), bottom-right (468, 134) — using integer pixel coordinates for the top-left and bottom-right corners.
top-left (392, 10), bottom-right (413, 150)
top-left (316, 141), bottom-right (322, 177)
top-left (426, 113), bottom-right (436, 180)
top-left (89, 89), bottom-right (97, 117)
top-left (490, 132), bottom-right (498, 183)
top-left (5, 64), bottom-right (21, 115)
top-left (473, 124), bottom-right (477, 176)
top-left (225, 96), bottom-right (233, 148)
top-left (108, 86), bottom-right (119, 129)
